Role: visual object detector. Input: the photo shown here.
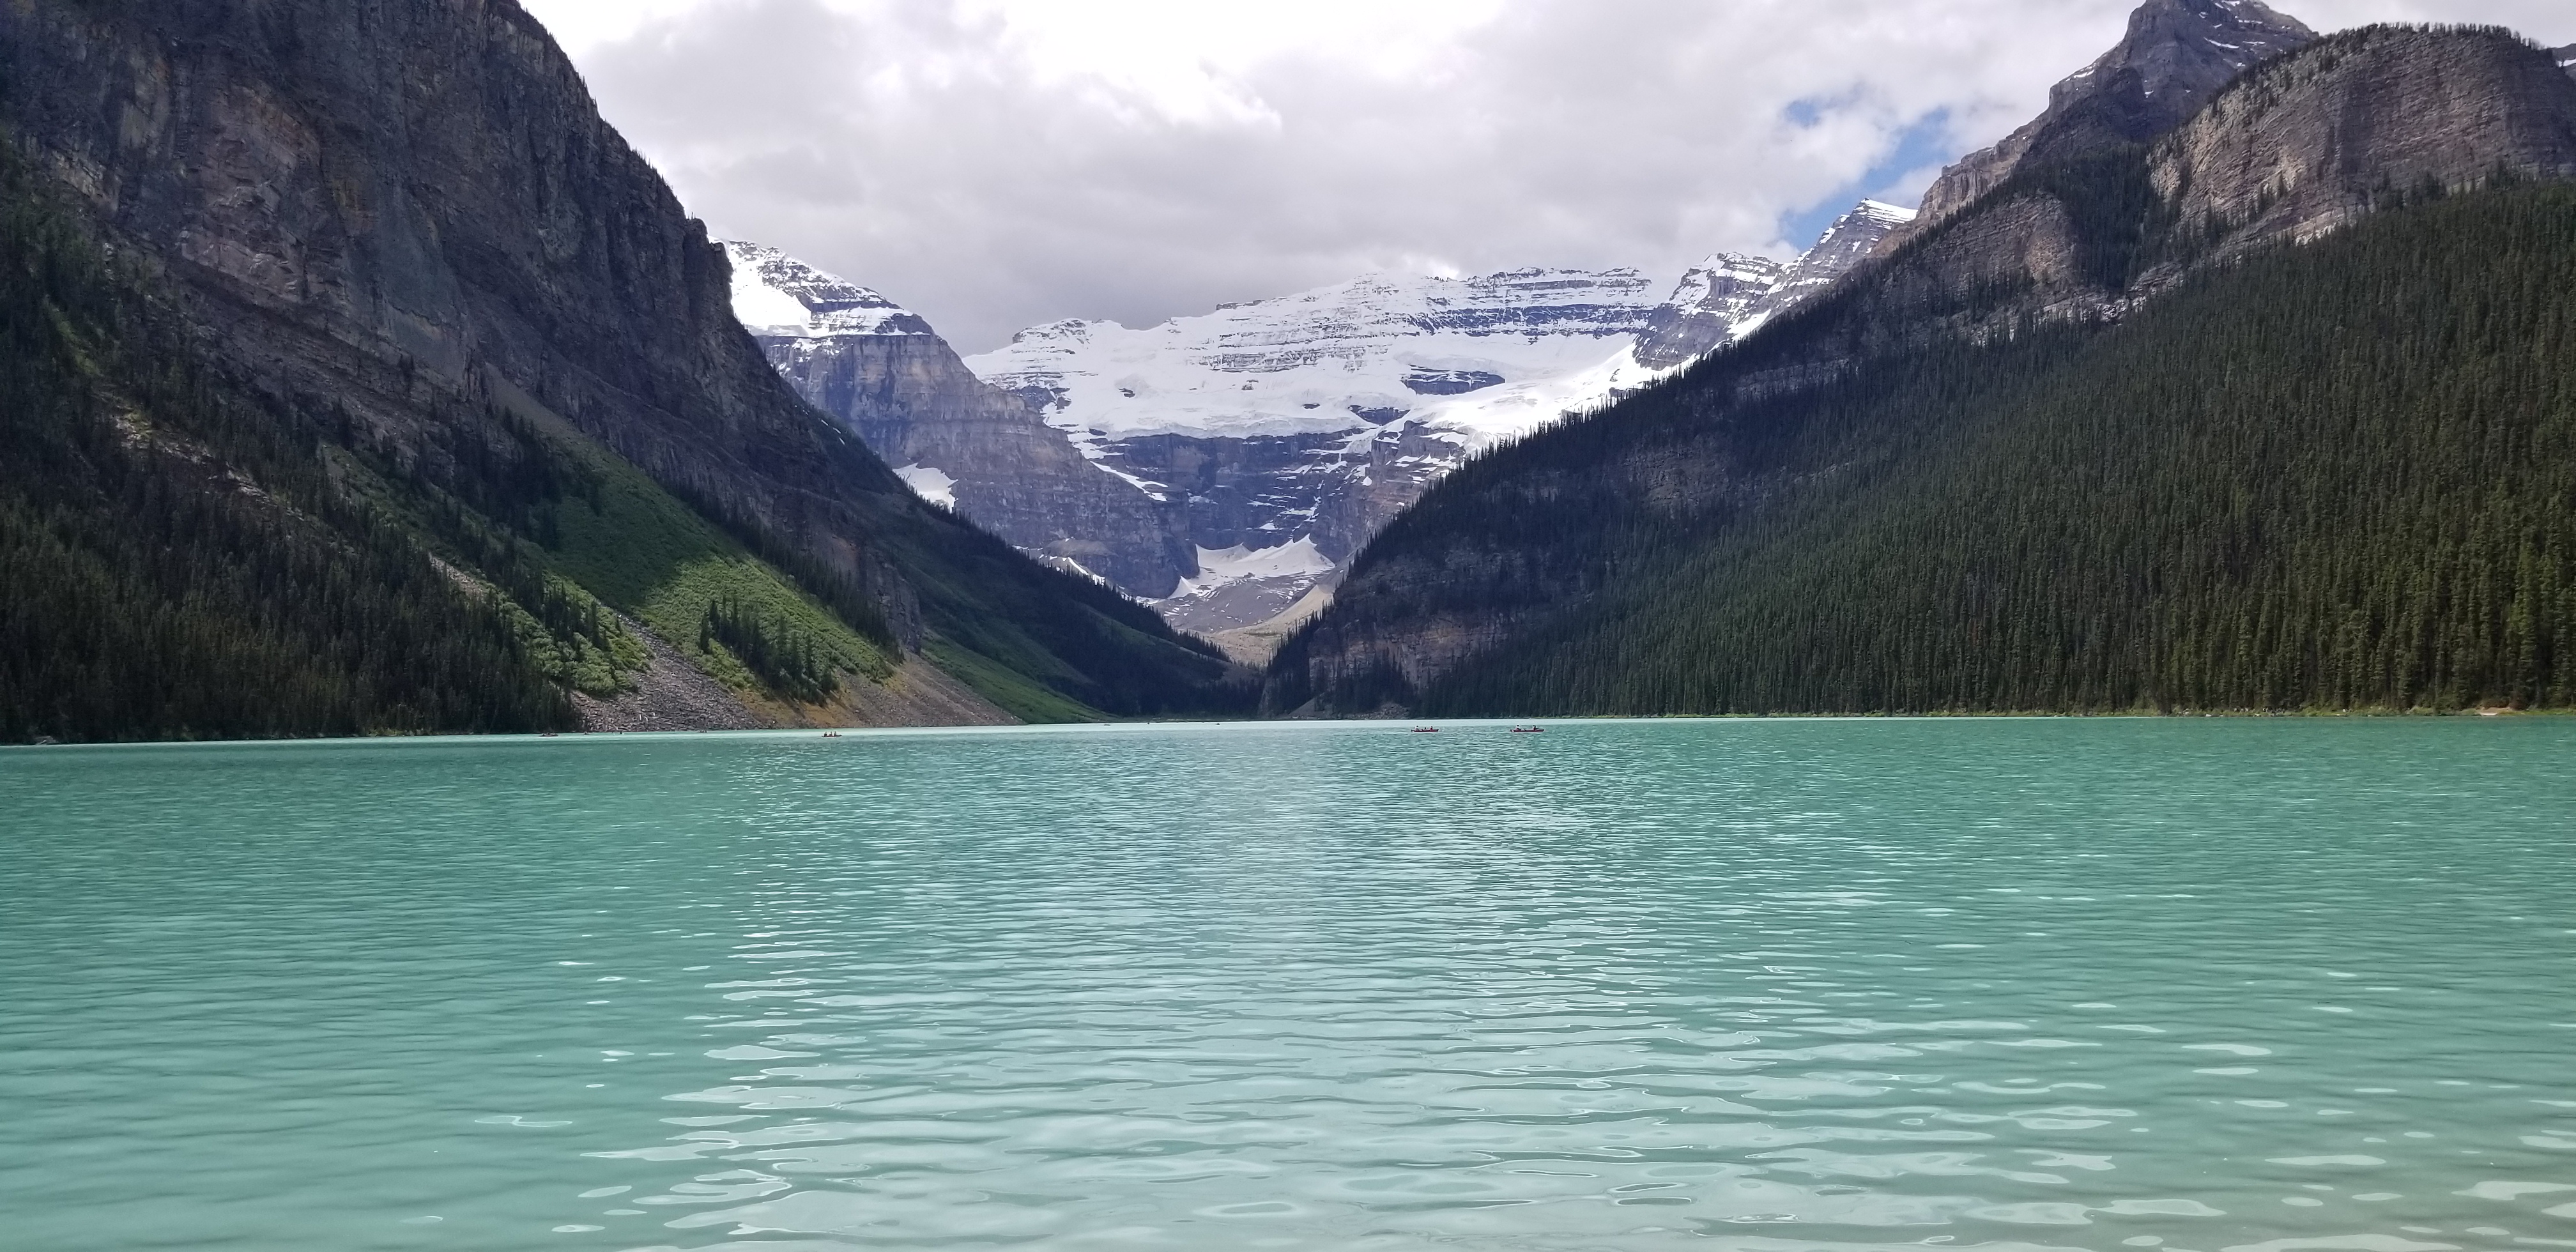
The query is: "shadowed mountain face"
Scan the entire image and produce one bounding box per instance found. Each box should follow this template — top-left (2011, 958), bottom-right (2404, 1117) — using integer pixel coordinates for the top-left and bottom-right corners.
top-left (1266, 15), bottom-right (2576, 718)
top-left (0, 0), bottom-right (1237, 731)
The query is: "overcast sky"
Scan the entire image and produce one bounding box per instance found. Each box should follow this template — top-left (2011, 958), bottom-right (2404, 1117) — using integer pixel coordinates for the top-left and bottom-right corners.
top-left (521, 0), bottom-right (2573, 353)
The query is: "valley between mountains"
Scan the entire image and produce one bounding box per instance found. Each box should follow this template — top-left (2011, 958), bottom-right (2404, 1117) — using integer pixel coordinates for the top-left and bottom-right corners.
top-left (4, 0), bottom-right (2575, 740)
top-left (726, 202), bottom-right (1917, 653)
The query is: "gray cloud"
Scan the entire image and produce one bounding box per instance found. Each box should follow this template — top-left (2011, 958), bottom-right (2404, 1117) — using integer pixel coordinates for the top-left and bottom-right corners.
top-left (558, 0), bottom-right (2575, 352)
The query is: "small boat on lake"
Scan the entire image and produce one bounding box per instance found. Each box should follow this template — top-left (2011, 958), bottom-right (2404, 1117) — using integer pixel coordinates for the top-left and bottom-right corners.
top-left (1411, 726), bottom-right (1440, 733)
top-left (1510, 727), bottom-right (1545, 734)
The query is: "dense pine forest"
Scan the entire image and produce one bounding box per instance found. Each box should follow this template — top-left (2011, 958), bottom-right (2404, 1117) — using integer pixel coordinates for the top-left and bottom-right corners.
top-left (0, 151), bottom-right (583, 742)
top-left (1276, 185), bottom-right (2576, 716)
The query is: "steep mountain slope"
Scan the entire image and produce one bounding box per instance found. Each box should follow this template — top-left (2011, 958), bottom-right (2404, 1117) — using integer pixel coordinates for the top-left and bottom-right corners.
top-left (1315, 188), bottom-right (2576, 715)
top-left (1891, 0), bottom-right (2317, 245)
top-left (0, 0), bottom-right (1236, 740)
top-left (727, 244), bottom-right (1196, 595)
top-left (1269, 21), bottom-right (2576, 717)
top-left (1632, 202), bottom-right (1915, 368)
top-left (0, 149), bottom-right (578, 742)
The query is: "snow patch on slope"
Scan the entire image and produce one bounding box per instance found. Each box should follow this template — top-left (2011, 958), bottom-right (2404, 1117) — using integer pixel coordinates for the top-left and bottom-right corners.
top-left (1169, 537), bottom-right (1335, 597)
top-left (1151, 537), bottom-right (1339, 636)
top-left (893, 463), bottom-right (958, 508)
top-left (965, 267), bottom-right (1666, 459)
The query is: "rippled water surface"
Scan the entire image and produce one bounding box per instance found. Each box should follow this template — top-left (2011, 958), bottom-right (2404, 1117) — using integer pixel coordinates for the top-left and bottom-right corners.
top-left (4, 720), bottom-right (2574, 1252)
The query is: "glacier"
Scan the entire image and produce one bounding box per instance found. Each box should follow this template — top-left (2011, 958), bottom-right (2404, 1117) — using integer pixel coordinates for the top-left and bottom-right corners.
top-left (729, 201), bottom-right (1915, 644)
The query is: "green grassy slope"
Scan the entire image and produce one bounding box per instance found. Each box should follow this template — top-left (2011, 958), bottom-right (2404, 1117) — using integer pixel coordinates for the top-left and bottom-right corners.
top-left (1285, 186), bottom-right (2576, 716)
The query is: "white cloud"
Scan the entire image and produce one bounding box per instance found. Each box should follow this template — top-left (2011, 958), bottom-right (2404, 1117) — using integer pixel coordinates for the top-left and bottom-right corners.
top-left (528, 0), bottom-right (2576, 352)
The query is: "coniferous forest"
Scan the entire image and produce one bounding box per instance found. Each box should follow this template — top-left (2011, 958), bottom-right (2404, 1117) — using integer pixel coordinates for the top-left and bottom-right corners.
top-left (0, 153), bottom-right (579, 742)
top-left (1277, 185), bottom-right (2576, 717)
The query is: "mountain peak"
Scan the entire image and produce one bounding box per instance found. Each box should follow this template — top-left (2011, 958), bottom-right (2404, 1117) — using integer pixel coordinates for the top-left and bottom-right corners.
top-left (1630, 201), bottom-right (1912, 370)
top-left (2087, 0), bottom-right (2316, 101)
top-left (1901, 0), bottom-right (2316, 236)
top-left (722, 241), bottom-right (933, 339)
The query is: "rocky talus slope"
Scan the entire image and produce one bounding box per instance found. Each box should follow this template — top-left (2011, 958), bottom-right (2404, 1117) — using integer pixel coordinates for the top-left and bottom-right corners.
top-left (0, 0), bottom-right (1236, 735)
top-left (1268, 15), bottom-right (2576, 717)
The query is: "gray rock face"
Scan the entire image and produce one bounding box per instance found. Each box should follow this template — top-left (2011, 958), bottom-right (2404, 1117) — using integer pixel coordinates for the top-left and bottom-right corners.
top-left (0, 0), bottom-right (923, 616)
top-left (725, 243), bottom-right (1194, 594)
top-left (1855, 24), bottom-right (2576, 340)
top-left (2150, 27), bottom-right (2576, 252)
top-left (1632, 202), bottom-right (1917, 369)
top-left (1630, 256), bottom-right (1784, 370)
top-left (2557, 43), bottom-right (2575, 77)
top-left (1891, 0), bottom-right (2315, 247)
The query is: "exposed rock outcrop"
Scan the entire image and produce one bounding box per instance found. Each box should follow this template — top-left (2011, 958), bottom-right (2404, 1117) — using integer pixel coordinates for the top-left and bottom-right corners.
top-left (1890, 0), bottom-right (2315, 247)
top-left (1632, 202), bottom-right (1916, 369)
top-left (726, 244), bottom-right (1194, 595)
top-left (2149, 26), bottom-right (2576, 250)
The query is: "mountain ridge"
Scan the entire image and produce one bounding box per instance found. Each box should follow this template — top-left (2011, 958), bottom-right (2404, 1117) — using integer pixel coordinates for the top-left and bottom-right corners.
top-left (728, 202), bottom-right (1912, 639)
top-left (1887, 0), bottom-right (2317, 251)
top-left (1266, 15), bottom-right (2576, 717)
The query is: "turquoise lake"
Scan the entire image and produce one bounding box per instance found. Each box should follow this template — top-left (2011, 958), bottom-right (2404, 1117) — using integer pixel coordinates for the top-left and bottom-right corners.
top-left (3, 719), bottom-right (2573, 1251)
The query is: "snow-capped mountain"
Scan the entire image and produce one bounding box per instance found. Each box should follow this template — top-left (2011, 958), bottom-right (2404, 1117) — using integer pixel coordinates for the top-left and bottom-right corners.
top-left (724, 242), bottom-right (1196, 595)
top-left (728, 242), bottom-right (933, 339)
top-left (963, 206), bottom-right (1914, 636)
top-left (729, 204), bottom-right (1912, 643)
top-left (1633, 201), bottom-right (1915, 369)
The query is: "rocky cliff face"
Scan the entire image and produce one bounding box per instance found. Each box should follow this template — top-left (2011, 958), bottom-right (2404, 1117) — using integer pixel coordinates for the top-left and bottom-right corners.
top-left (1892, 0), bottom-right (2314, 247)
top-left (2148, 26), bottom-right (2576, 251)
top-left (726, 244), bottom-right (1195, 595)
top-left (1839, 24), bottom-right (2576, 347)
top-left (1632, 202), bottom-right (1916, 369)
top-left (0, 0), bottom-right (1232, 721)
top-left (5, 0), bottom-right (884, 563)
